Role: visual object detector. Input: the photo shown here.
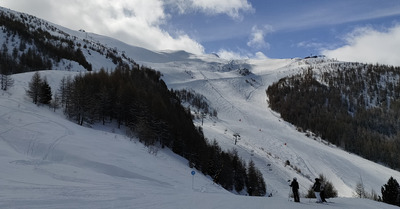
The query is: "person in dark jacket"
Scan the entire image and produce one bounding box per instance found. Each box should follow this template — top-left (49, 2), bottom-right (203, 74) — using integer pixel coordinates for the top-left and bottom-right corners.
top-left (290, 177), bottom-right (300, 202)
top-left (312, 178), bottom-right (322, 203)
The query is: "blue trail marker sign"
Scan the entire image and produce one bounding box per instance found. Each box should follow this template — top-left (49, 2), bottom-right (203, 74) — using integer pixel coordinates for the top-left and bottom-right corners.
top-left (191, 170), bottom-right (196, 189)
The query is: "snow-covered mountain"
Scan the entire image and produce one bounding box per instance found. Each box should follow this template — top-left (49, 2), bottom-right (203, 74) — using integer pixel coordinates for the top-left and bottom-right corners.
top-left (1, 7), bottom-right (400, 208)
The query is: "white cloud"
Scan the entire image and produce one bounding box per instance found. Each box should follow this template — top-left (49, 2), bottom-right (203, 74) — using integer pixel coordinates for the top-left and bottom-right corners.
top-left (190, 0), bottom-right (253, 19)
top-left (217, 49), bottom-right (268, 60)
top-left (217, 49), bottom-right (249, 60)
top-left (297, 41), bottom-right (324, 49)
top-left (254, 51), bottom-right (268, 59)
top-left (322, 25), bottom-right (400, 66)
top-left (168, 0), bottom-right (253, 19)
top-left (270, 3), bottom-right (400, 32)
top-left (247, 25), bottom-right (274, 50)
top-left (1, 0), bottom-right (206, 54)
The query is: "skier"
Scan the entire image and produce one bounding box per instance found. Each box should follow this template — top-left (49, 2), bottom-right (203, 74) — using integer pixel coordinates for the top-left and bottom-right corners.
top-left (312, 178), bottom-right (322, 203)
top-left (289, 177), bottom-right (300, 202)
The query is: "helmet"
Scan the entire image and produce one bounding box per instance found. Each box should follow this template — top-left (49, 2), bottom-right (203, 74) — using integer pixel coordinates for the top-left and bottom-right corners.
top-left (293, 177), bottom-right (297, 180)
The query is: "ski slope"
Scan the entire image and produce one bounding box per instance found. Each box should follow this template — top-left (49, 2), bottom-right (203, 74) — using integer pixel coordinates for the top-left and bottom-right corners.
top-left (147, 54), bottom-right (400, 198)
top-left (1, 69), bottom-right (399, 209)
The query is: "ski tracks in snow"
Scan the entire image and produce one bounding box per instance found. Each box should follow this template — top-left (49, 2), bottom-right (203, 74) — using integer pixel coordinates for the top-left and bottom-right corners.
top-left (0, 96), bottom-right (73, 164)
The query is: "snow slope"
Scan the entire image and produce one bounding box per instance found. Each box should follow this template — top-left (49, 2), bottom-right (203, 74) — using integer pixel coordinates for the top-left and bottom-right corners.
top-left (1, 69), bottom-right (398, 209)
top-left (1, 7), bottom-right (400, 208)
top-left (148, 55), bottom-right (400, 198)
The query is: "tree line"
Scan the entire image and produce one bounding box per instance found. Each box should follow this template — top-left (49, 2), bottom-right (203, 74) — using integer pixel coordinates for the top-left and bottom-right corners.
top-left (0, 10), bottom-right (92, 72)
top-left (0, 9), bottom-right (141, 74)
top-left (26, 66), bottom-right (266, 196)
top-left (267, 63), bottom-right (400, 170)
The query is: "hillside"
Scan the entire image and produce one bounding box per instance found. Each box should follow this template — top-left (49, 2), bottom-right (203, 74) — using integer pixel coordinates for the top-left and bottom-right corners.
top-left (1, 69), bottom-right (398, 209)
top-left (267, 62), bottom-right (400, 169)
top-left (153, 56), bottom-right (400, 197)
top-left (1, 6), bottom-right (400, 208)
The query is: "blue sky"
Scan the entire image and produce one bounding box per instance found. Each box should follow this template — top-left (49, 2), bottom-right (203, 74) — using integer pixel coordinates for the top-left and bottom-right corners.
top-left (1, 0), bottom-right (400, 65)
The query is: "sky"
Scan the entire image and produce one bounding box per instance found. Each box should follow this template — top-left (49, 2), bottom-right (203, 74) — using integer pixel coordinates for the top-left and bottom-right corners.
top-left (1, 0), bottom-right (400, 65)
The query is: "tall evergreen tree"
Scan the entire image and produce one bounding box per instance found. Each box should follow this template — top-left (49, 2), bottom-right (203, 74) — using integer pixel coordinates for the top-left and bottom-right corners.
top-left (246, 160), bottom-right (266, 196)
top-left (26, 72), bottom-right (42, 104)
top-left (38, 77), bottom-right (52, 104)
top-left (231, 149), bottom-right (246, 193)
top-left (58, 76), bottom-right (67, 107)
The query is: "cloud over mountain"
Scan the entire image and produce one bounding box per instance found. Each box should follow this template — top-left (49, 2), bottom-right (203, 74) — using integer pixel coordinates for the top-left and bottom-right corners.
top-left (1, 0), bottom-right (253, 55)
top-left (323, 25), bottom-right (400, 66)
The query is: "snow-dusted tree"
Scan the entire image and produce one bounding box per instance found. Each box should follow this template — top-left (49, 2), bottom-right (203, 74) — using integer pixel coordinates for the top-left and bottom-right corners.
top-left (354, 176), bottom-right (367, 198)
top-left (0, 60), bottom-right (14, 91)
top-left (0, 73), bottom-right (14, 91)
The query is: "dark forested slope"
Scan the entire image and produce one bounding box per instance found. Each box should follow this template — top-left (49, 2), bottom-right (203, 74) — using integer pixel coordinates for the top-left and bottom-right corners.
top-left (267, 62), bottom-right (400, 169)
top-left (0, 7), bottom-right (140, 74)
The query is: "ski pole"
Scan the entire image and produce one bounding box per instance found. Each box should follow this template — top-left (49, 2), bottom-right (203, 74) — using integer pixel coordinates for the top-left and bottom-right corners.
top-left (287, 180), bottom-right (291, 201)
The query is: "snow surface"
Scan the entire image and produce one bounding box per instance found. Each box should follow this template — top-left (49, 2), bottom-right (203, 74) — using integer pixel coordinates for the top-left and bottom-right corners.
top-left (1, 7), bottom-right (400, 208)
top-left (1, 60), bottom-right (399, 209)
top-left (0, 71), bottom-right (395, 209)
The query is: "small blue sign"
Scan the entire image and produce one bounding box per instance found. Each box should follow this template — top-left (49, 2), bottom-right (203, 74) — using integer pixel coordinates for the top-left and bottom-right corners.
top-left (191, 170), bottom-right (196, 176)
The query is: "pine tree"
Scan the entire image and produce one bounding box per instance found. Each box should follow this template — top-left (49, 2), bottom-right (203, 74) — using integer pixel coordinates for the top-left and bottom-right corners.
top-left (38, 77), bottom-right (52, 105)
top-left (217, 152), bottom-right (234, 191)
top-left (231, 149), bottom-right (246, 193)
top-left (0, 73), bottom-right (14, 91)
top-left (381, 176), bottom-right (400, 206)
top-left (256, 168), bottom-right (267, 196)
top-left (58, 76), bottom-right (67, 107)
top-left (246, 160), bottom-right (266, 196)
top-left (26, 72), bottom-right (42, 104)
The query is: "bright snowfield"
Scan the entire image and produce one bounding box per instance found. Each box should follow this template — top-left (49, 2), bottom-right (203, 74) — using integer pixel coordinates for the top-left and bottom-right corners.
top-left (1, 62), bottom-right (400, 209)
top-left (1, 11), bottom-right (400, 209)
